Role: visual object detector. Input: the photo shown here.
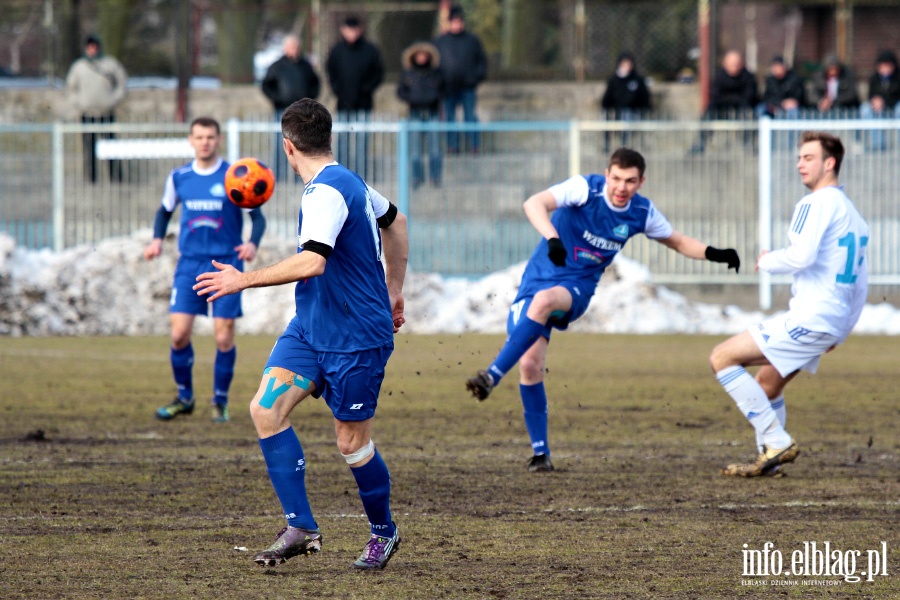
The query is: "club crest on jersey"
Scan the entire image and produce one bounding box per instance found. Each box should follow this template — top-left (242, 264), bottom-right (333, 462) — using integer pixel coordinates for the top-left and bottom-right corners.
top-left (613, 224), bottom-right (629, 239)
top-left (209, 183), bottom-right (226, 197)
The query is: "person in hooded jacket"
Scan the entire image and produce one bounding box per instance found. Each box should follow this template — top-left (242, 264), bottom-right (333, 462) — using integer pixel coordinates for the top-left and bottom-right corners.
top-left (600, 51), bottom-right (651, 150)
top-left (397, 42), bottom-right (446, 188)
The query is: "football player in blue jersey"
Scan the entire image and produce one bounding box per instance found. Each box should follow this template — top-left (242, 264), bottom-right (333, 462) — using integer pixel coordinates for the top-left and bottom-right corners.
top-left (144, 117), bottom-right (267, 423)
top-left (193, 99), bottom-right (408, 570)
top-left (465, 148), bottom-right (741, 472)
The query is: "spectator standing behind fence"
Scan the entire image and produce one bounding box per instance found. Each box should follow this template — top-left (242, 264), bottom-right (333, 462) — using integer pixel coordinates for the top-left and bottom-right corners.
top-left (811, 54), bottom-right (859, 115)
top-left (601, 51), bottom-right (651, 150)
top-left (433, 5), bottom-right (487, 155)
top-left (326, 15), bottom-right (384, 180)
top-left (757, 56), bottom-right (805, 119)
top-left (65, 34), bottom-right (127, 183)
top-left (397, 42), bottom-right (445, 189)
top-left (261, 34), bottom-right (320, 181)
top-left (690, 50), bottom-right (757, 154)
top-left (860, 50), bottom-right (900, 151)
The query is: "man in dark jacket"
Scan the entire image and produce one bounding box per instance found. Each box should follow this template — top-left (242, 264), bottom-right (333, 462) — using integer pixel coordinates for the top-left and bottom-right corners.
top-left (601, 51), bottom-right (651, 150)
top-left (262, 34), bottom-right (320, 180)
top-left (860, 50), bottom-right (900, 150)
top-left (432, 5), bottom-right (487, 154)
top-left (691, 50), bottom-right (758, 154)
top-left (326, 15), bottom-right (384, 179)
top-left (810, 54), bottom-right (859, 114)
top-left (757, 55), bottom-right (805, 118)
top-left (397, 42), bottom-right (445, 188)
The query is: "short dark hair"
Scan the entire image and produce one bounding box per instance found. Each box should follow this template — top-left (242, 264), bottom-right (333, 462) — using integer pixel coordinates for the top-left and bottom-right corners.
top-left (343, 15), bottom-right (361, 28)
top-left (607, 147), bottom-right (646, 178)
top-left (190, 117), bottom-right (220, 135)
top-left (800, 130), bottom-right (844, 175)
top-left (448, 5), bottom-right (464, 20)
top-left (282, 99), bottom-right (332, 156)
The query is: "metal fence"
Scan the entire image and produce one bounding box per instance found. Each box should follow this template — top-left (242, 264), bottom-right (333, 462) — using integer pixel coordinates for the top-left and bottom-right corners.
top-left (1, 117), bottom-right (898, 309)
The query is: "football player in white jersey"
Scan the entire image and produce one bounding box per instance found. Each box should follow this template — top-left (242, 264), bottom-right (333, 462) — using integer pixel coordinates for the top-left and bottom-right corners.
top-left (465, 148), bottom-right (741, 472)
top-left (711, 130), bottom-right (869, 477)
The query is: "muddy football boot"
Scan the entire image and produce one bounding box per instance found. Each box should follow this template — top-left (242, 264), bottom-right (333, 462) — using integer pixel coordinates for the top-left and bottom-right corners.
top-left (155, 397), bottom-right (194, 420)
top-left (352, 526), bottom-right (401, 570)
top-left (211, 403), bottom-right (229, 423)
top-left (721, 441), bottom-right (800, 477)
top-left (527, 454), bottom-right (554, 473)
top-left (466, 370), bottom-right (494, 401)
top-left (253, 526), bottom-right (322, 567)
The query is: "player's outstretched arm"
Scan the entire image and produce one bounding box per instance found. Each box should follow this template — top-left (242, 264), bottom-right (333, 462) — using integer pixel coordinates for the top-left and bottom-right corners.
top-left (523, 190), bottom-right (560, 241)
top-left (193, 251), bottom-right (327, 302)
top-left (657, 231), bottom-right (741, 272)
top-left (381, 211), bottom-right (409, 331)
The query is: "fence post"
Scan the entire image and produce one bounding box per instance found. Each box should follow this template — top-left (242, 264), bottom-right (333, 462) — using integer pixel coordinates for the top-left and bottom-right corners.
top-left (52, 123), bottom-right (65, 252)
top-left (226, 118), bottom-right (240, 163)
top-left (396, 120), bottom-right (410, 218)
top-left (568, 120), bottom-right (580, 177)
top-left (757, 117), bottom-right (773, 310)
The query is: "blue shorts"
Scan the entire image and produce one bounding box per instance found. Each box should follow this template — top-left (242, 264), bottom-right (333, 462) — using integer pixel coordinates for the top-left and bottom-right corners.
top-left (170, 255), bottom-right (243, 319)
top-left (266, 317), bottom-right (393, 422)
top-left (508, 281), bottom-right (593, 339)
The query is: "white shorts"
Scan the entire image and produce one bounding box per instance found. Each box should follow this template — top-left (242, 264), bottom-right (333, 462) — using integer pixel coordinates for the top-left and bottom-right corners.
top-left (748, 314), bottom-right (840, 378)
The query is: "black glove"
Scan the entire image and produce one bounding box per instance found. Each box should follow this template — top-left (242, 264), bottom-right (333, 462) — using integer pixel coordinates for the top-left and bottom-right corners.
top-left (705, 246), bottom-right (741, 273)
top-left (547, 237), bottom-right (567, 266)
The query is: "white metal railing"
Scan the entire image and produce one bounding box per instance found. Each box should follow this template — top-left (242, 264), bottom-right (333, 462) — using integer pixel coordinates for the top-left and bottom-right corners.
top-left (1, 117), bottom-right (897, 309)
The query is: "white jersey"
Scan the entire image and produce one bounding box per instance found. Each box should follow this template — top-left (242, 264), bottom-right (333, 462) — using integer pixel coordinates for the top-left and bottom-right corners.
top-left (758, 185), bottom-right (869, 340)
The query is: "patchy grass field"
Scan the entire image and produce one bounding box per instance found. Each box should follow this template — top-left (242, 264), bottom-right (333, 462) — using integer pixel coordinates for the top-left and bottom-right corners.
top-left (0, 334), bottom-right (897, 599)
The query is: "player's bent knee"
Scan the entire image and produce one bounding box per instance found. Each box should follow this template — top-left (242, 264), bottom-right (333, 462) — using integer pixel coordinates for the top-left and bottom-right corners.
top-left (519, 355), bottom-right (544, 381)
top-left (341, 439), bottom-right (374, 465)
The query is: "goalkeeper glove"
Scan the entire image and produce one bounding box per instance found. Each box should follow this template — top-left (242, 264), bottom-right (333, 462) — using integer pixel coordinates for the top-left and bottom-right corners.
top-left (547, 237), bottom-right (567, 266)
top-left (705, 246), bottom-right (741, 273)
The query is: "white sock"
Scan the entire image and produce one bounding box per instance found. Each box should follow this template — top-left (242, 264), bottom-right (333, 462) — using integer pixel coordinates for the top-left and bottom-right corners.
top-left (755, 396), bottom-right (787, 452)
top-left (717, 366), bottom-right (791, 450)
top-left (770, 395), bottom-right (786, 427)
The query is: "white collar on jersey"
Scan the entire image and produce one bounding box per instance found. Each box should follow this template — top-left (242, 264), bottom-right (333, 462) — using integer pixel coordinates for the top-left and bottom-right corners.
top-left (191, 157), bottom-right (223, 176)
top-left (305, 161), bottom-right (340, 189)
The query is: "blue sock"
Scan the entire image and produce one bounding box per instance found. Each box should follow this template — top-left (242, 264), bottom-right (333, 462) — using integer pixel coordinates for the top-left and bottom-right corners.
top-left (259, 428), bottom-right (317, 530)
top-left (488, 316), bottom-right (545, 385)
top-left (213, 347), bottom-right (236, 406)
top-left (170, 344), bottom-right (194, 401)
top-left (350, 449), bottom-right (395, 537)
top-left (521, 382), bottom-right (550, 456)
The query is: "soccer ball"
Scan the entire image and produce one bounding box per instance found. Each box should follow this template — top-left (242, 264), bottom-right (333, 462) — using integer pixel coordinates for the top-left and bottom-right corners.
top-left (225, 157), bottom-right (275, 209)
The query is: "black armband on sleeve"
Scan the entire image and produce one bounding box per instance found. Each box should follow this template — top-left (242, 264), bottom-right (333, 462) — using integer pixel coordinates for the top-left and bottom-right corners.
top-left (153, 206), bottom-right (174, 240)
top-left (376, 203), bottom-right (399, 228)
top-left (302, 240), bottom-right (333, 259)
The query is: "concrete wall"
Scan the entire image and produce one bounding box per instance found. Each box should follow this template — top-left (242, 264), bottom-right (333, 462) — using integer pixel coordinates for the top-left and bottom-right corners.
top-left (0, 81), bottom-right (702, 125)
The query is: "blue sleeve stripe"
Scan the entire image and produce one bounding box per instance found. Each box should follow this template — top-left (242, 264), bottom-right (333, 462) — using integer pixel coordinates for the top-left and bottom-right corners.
top-left (792, 203), bottom-right (810, 234)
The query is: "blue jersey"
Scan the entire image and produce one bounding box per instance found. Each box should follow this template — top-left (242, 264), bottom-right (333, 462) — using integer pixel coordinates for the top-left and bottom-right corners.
top-left (292, 162), bottom-right (393, 352)
top-left (518, 174), bottom-right (674, 298)
top-left (161, 159), bottom-right (246, 259)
